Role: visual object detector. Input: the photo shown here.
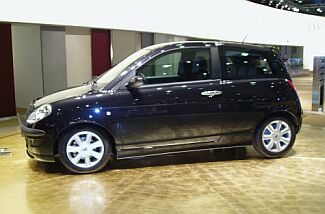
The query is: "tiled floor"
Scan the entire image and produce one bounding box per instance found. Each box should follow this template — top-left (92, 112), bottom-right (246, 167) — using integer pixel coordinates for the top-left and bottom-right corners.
top-left (0, 122), bottom-right (325, 214)
top-left (1, 77), bottom-right (325, 214)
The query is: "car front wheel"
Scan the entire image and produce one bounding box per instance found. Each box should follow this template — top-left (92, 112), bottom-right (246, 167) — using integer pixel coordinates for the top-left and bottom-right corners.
top-left (254, 117), bottom-right (296, 158)
top-left (58, 127), bottom-right (112, 174)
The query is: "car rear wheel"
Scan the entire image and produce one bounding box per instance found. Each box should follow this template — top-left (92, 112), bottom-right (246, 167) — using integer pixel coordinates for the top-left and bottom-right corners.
top-left (58, 127), bottom-right (112, 174)
top-left (254, 117), bottom-right (296, 158)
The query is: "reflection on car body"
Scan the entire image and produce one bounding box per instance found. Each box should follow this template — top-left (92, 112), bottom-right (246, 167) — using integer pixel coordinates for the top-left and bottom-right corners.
top-left (20, 41), bottom-right (302, 173)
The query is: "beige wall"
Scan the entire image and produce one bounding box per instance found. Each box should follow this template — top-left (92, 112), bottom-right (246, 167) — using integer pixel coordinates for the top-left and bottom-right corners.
top-left (154, 34), bottom-right (187, 44)
top-left (112, 30), bottom-right (141, 65)
top-left (41, 26), bottom-right (67, 95)
top-left (154, 33), bottom-right (174, 44)
top-left (173, 35), bottom-right (187, 42)
top-left (11, 25), bottom-right (93, 107)
top-left (65, 27), bottom-right (92, 87)
top-left (11, 24), bottom-right (44, 108)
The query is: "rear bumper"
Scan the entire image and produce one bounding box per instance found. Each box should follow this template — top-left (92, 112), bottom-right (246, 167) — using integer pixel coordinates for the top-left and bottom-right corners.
top-left (18, 115), bottom-right (55, 162)
top-left (296, 107), bottom-right (303, 133)
top-left (297, 115), bottom-right (302, 133)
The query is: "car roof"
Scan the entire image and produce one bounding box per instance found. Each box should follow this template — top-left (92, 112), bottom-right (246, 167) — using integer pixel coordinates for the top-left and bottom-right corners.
top-left (144, 41), bottom-right (269, 52)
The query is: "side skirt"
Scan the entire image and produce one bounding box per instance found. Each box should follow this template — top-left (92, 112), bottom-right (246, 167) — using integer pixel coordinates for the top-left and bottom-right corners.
top-left (116, 144), bottom-right (252, 160)
top-left (116, 134), bottom-right (252, 160)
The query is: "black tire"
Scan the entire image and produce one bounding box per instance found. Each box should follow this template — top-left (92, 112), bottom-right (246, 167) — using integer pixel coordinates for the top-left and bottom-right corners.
top-left (58, 127), bottom-right (112, 174)
top-left (254, 116), bottom-right (296, 158)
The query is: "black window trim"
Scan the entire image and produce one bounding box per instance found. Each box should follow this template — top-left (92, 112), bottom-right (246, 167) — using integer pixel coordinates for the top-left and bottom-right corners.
top-left (137, 78), bottom-right (222, 89)
top-left (212, 46), bottom-right (221, 80)
top-left (218, 46), bottom-right (275, 80)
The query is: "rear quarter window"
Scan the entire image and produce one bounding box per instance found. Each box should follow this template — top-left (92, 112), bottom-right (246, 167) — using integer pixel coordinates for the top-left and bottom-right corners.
top-left (267, 50), bottom-right (288, 74)
top-left (219, 47), bottom-right (285, 80)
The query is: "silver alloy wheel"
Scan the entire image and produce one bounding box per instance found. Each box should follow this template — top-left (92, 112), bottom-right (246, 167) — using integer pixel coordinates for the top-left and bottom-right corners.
top-left (262, 120), bottom-right (292, 153)
top-left (66, 131), bottom-right (105, 168)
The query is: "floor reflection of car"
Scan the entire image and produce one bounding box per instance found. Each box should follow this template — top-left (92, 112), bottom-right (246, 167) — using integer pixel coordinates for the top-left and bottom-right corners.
top-left (19, 41), bottom-right (303, 173)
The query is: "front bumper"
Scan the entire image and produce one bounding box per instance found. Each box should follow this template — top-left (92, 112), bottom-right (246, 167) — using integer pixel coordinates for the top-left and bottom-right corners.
top-left (18, 115), bottom-right (55, 162)
top-left (20, 121), bottom-right (45, 137)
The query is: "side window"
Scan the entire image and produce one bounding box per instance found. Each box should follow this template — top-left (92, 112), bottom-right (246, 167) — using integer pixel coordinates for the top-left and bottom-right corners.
top-left (268, 50), bottom-right (287, 73)
top-left (139, 51), bottom-right (181, 78)
top-left (220, 47), bottom-right (274, 80)
top-left (137, 48), bottom-right (211, 84)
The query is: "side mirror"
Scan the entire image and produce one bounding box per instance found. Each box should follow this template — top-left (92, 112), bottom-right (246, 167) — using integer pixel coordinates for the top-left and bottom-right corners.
top-left (127, 76), bottom-right (143, 88)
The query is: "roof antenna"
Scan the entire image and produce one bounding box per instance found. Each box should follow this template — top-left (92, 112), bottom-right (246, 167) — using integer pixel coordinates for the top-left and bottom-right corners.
top-left (242, 34), bottom-right (248, 45)
top-left (242, 19), bottom-right (258, 44)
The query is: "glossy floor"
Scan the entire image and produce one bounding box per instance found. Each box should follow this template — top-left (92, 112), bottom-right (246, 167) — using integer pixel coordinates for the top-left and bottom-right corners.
top-left (1, 115), bottom-right (325, 214)
top-left (1, 76), bottom-right (325, 214)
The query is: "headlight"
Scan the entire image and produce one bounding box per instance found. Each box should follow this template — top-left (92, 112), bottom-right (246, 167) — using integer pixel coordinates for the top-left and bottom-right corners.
top-left (27, 104), bottom-right (52, 124)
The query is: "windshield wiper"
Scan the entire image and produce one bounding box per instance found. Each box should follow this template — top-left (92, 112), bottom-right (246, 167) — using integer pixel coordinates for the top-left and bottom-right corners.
top-left (83, 80), bottom-right (91, 85)
top-left (91, 80), bottom-right (97, 90)
top-left (83, 76), bottom-right (98, 87)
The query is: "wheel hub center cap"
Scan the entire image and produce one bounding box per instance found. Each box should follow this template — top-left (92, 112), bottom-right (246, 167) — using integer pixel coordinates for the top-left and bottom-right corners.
top-left (273, 131), bottom-right (281, 141)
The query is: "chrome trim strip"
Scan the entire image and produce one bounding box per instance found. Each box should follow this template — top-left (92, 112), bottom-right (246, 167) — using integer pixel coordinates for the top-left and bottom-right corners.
top-left (122, 135), bottom-right (221, 150)
top-left (138, 79), bottom-right (222, 89)
top-left (123, 139), bottom-right (218, 150)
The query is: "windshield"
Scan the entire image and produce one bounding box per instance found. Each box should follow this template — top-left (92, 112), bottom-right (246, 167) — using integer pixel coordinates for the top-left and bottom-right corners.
top-left (96, 49), bottom-right (151, 86)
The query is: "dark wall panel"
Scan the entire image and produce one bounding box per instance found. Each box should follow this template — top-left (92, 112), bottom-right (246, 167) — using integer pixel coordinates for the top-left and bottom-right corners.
top-left (0, 23), bottom-right (16, 117)
top-left (91, 29), bottom-right (111, 76)
top-left (141, 32), bottom-right (154, 48)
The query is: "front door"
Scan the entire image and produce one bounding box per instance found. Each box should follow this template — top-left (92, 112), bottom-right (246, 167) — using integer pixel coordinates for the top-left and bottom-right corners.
top-left (117, 47), bottom-right (224, 157)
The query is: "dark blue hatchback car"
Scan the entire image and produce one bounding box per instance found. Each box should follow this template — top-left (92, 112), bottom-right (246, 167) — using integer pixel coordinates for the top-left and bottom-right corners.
top-left (20, 41), bottom-right (302, 173)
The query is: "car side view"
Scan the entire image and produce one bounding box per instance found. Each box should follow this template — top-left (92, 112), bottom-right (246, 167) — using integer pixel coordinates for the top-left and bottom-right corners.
top-left (19, 41), bottom-right (303, 174)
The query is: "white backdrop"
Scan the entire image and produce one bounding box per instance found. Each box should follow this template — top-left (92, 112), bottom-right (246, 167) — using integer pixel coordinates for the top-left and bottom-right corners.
top-left (1, 0), bottom-right (325, 69)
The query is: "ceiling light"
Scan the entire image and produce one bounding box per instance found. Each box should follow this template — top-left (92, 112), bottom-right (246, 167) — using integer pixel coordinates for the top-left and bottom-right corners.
top-left (241, 53), bottom-right (249, 57)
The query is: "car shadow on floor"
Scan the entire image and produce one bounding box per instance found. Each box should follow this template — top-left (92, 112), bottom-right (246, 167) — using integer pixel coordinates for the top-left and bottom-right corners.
top-left (109, 146), bottom-right (294, 170)
top-left (28, 146), bottom-right (275, 174)
top-left (109, 146), bottom-right (259, 170)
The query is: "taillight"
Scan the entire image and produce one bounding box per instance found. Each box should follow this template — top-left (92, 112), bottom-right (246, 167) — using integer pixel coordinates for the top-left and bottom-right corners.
top-left (286, 79), bottom-right (297, 92)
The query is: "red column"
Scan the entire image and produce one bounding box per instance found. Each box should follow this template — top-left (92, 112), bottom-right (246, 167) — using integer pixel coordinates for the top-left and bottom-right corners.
top-left (91, 29), bottom-right (111, 77)
top-left (0, 23), bottom-right (16, 117)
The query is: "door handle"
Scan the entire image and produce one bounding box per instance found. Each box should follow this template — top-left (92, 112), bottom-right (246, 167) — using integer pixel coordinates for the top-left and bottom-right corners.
top-left (201, 90), bottom-right (223, 97)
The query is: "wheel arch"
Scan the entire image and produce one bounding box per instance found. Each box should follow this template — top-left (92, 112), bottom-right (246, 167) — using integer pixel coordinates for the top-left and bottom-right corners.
top-left (255, 110), bottom-right (299, 134)
top-left (53, 122), bottom-right (117, 157)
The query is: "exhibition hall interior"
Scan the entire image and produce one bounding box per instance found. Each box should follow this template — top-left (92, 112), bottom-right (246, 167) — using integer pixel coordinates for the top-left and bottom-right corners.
top-left (1, 0), bottom-right (325, 213)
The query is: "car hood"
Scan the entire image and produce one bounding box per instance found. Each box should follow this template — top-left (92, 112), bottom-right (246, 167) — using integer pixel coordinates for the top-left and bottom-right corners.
top-left (34, 84), bottom-right (93, 107)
